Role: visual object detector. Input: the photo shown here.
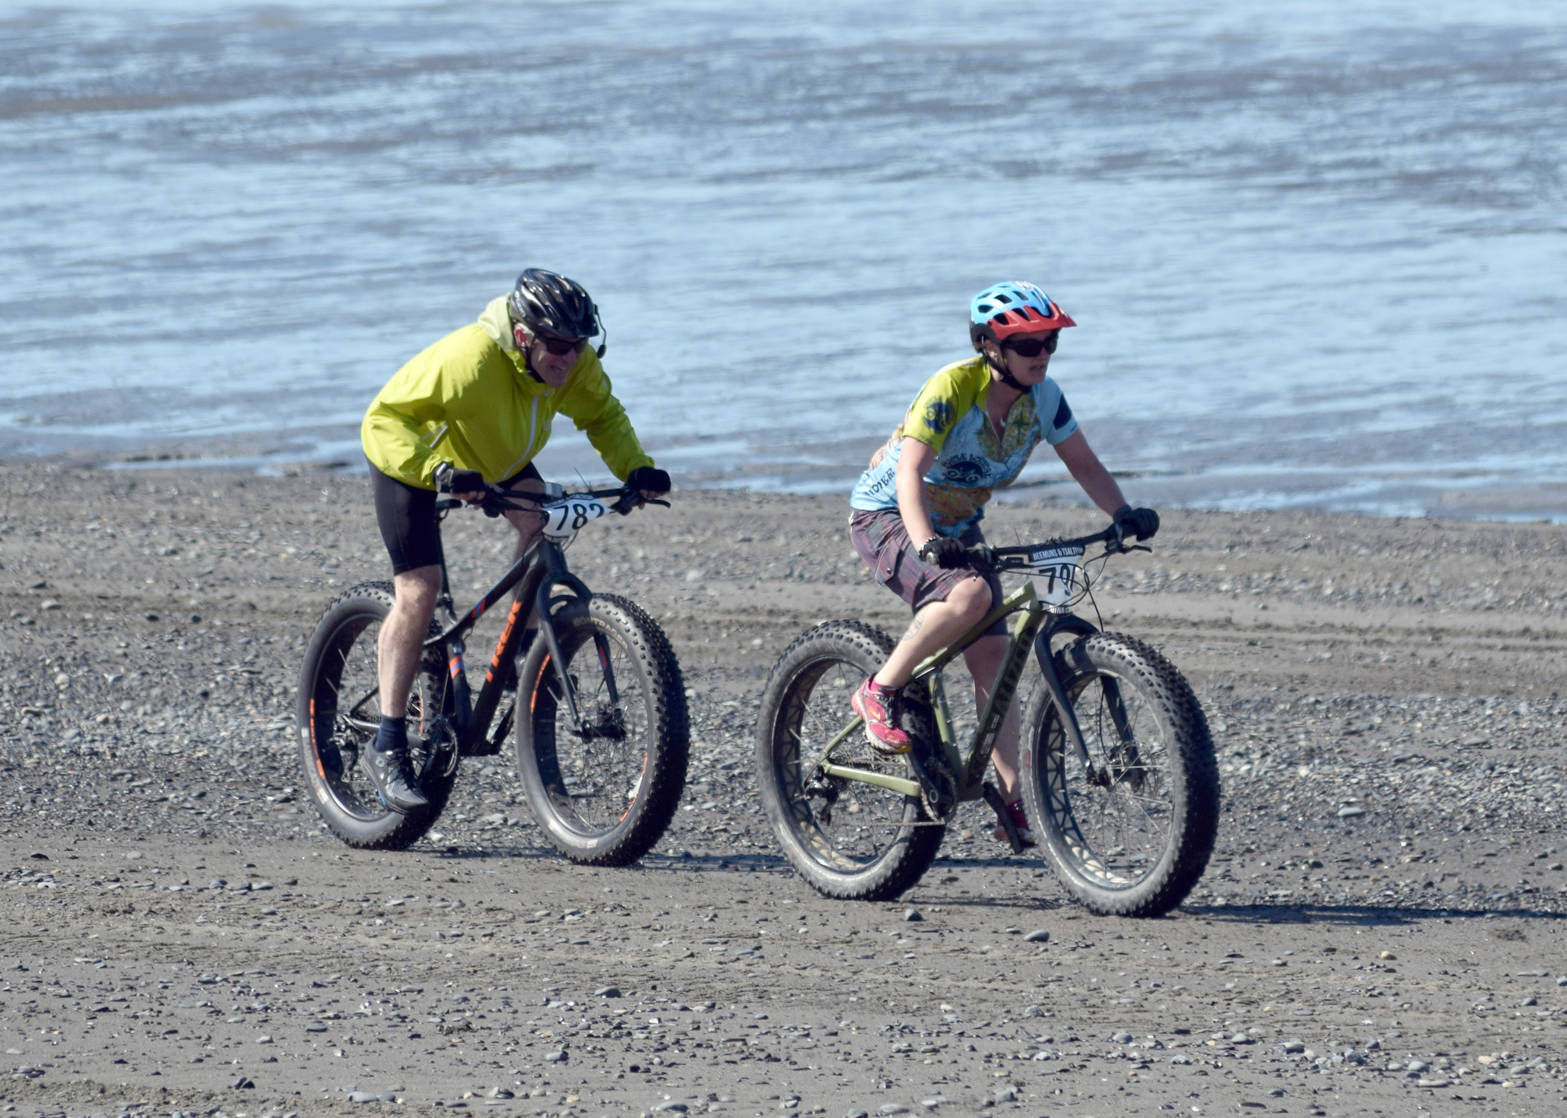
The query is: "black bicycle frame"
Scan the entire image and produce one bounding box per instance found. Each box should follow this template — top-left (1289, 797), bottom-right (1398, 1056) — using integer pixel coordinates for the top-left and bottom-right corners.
top-left (423, 529), bottom-right (605, 755)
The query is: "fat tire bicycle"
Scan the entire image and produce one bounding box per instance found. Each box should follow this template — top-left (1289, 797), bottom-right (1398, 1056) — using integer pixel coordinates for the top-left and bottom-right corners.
top-left (297, 481), bottom-right (689, 865)
top-left (755, 523), bottom-right (1219, 916)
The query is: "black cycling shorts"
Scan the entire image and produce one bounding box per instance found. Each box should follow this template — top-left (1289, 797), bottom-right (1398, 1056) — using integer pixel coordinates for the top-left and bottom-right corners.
top-left (370, 459), bottom-right (542, 575)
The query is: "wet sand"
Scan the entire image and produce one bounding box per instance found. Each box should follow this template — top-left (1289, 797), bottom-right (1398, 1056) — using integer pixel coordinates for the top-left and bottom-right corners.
top-left (2, 463), bottom-right (1565, 1116)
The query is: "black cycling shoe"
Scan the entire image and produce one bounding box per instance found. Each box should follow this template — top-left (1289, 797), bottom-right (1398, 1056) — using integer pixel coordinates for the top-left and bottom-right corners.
top-left (361, 745), bottom-right (429, 814)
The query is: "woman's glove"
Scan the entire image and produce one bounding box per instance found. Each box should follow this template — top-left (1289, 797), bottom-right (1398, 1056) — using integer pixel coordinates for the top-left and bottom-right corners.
top-left (1112, 505), bottom-right (1160, 541)
top-left (918, 535), bottom-right (970, 569)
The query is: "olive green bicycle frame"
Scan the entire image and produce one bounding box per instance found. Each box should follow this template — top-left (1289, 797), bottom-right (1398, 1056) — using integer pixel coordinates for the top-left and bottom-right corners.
top-left (818, 578), bottom-right (1072, 803)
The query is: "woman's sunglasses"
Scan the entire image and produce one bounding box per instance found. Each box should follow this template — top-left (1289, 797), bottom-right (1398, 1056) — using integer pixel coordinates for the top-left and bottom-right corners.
top-left (1003, 332), bottom-right (1060, 357)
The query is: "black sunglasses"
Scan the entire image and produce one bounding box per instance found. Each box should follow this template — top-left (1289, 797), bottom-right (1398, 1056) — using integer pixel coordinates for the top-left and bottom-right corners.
top-left (534, 333), bottom-right (586, 356)
top-left (1003, 332), bottom-right (1060, 357)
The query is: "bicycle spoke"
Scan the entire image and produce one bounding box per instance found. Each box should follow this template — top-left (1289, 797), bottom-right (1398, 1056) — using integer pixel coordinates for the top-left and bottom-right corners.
top-left (1026, 632), bottom-right (1218, 916)
top-left (756, 620), bottom-right (944, 901)
top-left (297, 582), bottom-right (456, 849)
top-left (516, 595), bottom-right (686, 865)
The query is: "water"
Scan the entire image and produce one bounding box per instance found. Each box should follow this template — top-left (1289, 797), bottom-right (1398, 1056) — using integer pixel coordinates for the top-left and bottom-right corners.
top-left (3, 0), bottom-right (1564, 521)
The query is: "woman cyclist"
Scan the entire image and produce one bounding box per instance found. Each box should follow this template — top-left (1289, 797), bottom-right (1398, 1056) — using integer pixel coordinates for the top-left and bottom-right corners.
top-left (847, 280), bottom-right (1159, 845)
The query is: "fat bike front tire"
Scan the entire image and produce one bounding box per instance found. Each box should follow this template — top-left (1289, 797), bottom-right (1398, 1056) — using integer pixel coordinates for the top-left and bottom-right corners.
top-left (514, 593), bottom-right (689, 866)
top-left (297, 581), bottom-right (457, 850)
top-left (755, 619), bottom-right (944, 902)
top-left (1021, 632), bottom-right (1219, 917)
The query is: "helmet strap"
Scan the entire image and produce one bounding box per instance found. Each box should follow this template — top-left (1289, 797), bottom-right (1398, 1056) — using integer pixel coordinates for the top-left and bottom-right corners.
top-left (994, 362), bottom-right (1027, 391)
top-left (513, 329), bottom-right (548, 385)
top-left (982, 342), bottom-right (1027, 391)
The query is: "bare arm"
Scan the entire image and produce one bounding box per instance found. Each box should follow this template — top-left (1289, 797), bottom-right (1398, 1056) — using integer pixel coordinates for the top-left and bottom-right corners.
top-left (1052, 428), bottom-right (1128, 516)
top-left (895, 437), bottom-right (941, 547)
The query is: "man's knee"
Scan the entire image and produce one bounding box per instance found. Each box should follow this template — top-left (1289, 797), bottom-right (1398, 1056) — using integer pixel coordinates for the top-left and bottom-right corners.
top-left (392, 567), bottom-right (440, 614)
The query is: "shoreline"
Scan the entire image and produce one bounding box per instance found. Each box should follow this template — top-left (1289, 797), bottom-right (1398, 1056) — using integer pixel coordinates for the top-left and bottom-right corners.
top-left (6, 438), bottom-right (1566, 526)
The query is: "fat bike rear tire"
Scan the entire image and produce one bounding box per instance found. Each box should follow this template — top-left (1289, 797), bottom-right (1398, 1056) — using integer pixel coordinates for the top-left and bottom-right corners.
top-left (297, 581), bottom-right (457, 850)
top-left (755, 619), bottom-right (944, 901)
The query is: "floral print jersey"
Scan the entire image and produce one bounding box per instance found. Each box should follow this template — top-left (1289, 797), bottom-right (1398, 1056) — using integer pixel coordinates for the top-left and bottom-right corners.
top-left (849, 356), bottom-right (1078, 535)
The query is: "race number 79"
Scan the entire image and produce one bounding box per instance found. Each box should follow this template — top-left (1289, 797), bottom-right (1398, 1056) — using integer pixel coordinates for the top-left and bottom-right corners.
top-left (1027, 545), bottom-right (1083, 606)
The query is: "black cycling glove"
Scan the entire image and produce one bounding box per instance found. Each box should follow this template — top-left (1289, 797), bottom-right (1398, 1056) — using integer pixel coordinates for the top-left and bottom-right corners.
top-left (918, 535), bottom-right (970, 569)
top-left (434, 462), bottom-right (485, 495)
top-left (626, 466), bottom-right (672, 495)
top-left (1112, 504), bottom-right (1160, 541)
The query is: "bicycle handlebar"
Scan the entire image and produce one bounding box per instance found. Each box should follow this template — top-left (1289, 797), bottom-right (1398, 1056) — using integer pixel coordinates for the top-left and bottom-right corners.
top-left (970, 523), bottom-right (1149, 573)
top-left (435, 482), bottom-right (668, 519)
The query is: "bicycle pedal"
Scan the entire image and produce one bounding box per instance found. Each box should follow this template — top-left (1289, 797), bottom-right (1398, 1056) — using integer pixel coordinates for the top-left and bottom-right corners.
top-left (410, 728), bottom-right (461, 777)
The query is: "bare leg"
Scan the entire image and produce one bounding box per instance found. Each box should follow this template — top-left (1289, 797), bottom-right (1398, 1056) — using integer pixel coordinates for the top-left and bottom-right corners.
top-left (873, 574), bottom-right (993, 688)
top-left (377, 565), bottom-right (441, 716)
top-left (361, 564), bottom-right (442, 812)
top-left (964, 632), bottom-right (1022, 802)
top-left (376, 479), bottom-right (540, 710)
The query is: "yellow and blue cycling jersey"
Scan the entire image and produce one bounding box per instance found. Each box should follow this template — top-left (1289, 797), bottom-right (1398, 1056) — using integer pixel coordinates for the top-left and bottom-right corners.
top-left (849, 356), bottom-right (1078, 535)
top-left (361, 296), bottom-right (653, 488)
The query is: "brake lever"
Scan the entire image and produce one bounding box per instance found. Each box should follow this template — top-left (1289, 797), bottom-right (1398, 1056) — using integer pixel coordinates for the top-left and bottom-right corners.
top-left (474, 488), bottom-right (504, 518)
top-left (433, 462), bottom-right (498, 514)
top-left (613, 491), bottom-right (671, 516)
top-left (965, 544), bottom-right (998, 572)
top-left (481, 485), bottom-right (545, 518)
top-left (1101, 533), bottom-right (1151, 557)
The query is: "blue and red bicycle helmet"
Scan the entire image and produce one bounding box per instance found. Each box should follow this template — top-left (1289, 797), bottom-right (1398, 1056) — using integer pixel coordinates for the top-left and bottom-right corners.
top-left (969, 281), bottom-right (1076, 350)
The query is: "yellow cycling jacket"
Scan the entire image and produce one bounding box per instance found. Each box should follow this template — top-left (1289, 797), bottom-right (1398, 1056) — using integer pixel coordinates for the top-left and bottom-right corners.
top-left (361, 296), bottom-right (654, 488)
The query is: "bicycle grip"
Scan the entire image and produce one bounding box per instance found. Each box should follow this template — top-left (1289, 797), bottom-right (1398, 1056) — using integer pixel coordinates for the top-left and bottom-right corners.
top-left (964, 544), bottom-right (997, 571)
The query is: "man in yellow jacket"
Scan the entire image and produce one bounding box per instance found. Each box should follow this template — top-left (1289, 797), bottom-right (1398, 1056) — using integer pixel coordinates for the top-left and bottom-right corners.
top-left (359, 268), bottom-right (670, 812)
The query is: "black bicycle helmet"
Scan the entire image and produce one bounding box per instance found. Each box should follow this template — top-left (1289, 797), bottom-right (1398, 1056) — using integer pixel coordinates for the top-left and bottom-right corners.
top-left (507, 268), bottom-right (602, 341)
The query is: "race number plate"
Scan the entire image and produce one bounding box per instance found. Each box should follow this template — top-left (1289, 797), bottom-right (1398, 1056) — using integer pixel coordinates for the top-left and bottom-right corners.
top-left (540, 495), bottom-right (610, 540)
top-left (1026, 545), bottom-right (1084, 606)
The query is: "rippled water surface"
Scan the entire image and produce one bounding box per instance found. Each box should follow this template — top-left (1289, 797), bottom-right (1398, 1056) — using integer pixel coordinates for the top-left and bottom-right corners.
top-left (3, 0), bottom-right (1564, 519)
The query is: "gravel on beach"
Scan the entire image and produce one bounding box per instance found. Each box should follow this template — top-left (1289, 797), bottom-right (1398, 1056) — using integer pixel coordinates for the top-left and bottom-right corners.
top-left (2, 463), bottom-right (1564, 1117)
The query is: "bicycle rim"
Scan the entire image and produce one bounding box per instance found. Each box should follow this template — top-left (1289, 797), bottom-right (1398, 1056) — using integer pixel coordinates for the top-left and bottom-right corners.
top-left (297, 582), bottom-right (456, 848)
top-left (306, 611), bottom-right (383, 817)
top-left (1051, 677), bottom-right (1173, 871)
top-left (527, 618), bottom-right (657, 839)
top-left (757, 620), bottom-right (942, 900)
top-left (1027, 633), bottom-right (1217, 915)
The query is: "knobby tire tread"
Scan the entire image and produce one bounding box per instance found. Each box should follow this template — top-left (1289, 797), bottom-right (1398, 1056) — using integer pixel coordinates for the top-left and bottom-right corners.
top-left (755, 618), bottom-right (944, 901)
top-left (297, 580), bottom-right (457, 851)
top-left (515, 593), bottom-right (689, 866)
top-left (1023, 631), bottom-right (1219, 916)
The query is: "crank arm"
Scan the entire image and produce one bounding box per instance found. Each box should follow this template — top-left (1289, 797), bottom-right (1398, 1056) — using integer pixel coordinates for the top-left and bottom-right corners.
top-left (983, 781), bottom-right (1028, 854)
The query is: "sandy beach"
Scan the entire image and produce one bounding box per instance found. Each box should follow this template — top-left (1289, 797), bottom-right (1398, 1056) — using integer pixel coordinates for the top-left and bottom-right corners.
top-left (2, 462), bottom-right (1565, 1117)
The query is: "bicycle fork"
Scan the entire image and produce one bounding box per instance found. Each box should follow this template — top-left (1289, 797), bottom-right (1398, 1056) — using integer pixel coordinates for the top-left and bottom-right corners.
top-left (527, 546), bottom-right (624, 741)
top-left (1032, 616), bottom-right (1139, 788)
